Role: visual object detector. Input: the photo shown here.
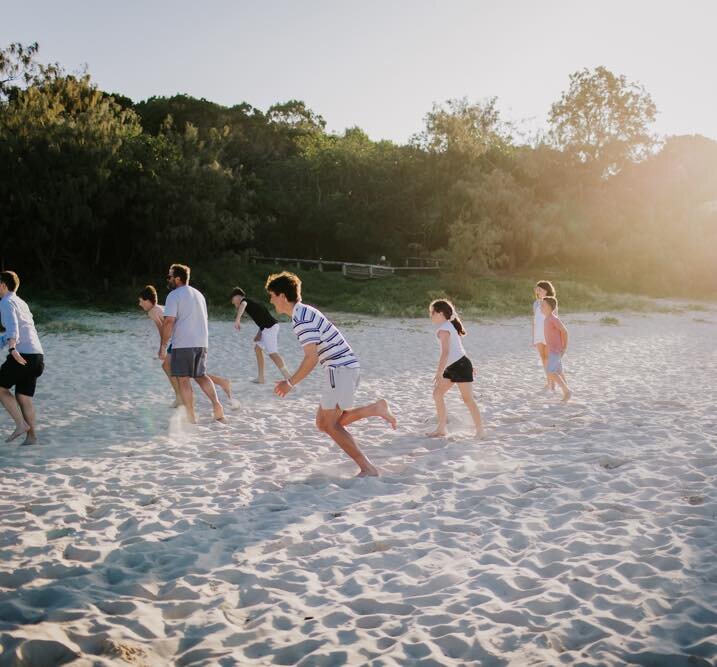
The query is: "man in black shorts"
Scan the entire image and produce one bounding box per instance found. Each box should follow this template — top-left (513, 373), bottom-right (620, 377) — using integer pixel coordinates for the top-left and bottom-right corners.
top-left (0, 271), bottom-right (45, 445)
top-left (231, 287), bottom-right (291, 384)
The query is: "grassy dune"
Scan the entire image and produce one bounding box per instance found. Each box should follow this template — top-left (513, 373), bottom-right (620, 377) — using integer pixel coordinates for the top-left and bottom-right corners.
top-left (25, 256), bottom-right (712, 324)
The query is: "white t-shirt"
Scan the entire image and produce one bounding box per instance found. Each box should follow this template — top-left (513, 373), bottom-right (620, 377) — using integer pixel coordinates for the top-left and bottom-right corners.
top-left (533, 299), bottom-right (546, 344)
top-left (163, 285), bottom-right (209, 349)
top-left (436, 321), bottom-right (466, 366)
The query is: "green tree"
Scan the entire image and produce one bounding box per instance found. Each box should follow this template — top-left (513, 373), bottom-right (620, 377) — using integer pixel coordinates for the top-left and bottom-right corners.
top-left (548, 66), bottom-right (657, 176)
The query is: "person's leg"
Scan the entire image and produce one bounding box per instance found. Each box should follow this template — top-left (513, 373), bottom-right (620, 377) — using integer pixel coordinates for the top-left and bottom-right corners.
top-left (0, 387), bottom-right (29, 441)
top-left (208, 373), bottom-right (232, 399)
top-left (549, 371), bottom-right (571, 401)
top-left (195, 375), bottom-right (225, 421)
top-left (317, 406), bottom-right (378, 476)
top-left (16, 394), bottom-right (37, 445)
top-left (177, 377), bottom-right (196, 423)
top-left (428, 378), bottom-right (453, 437)
top-left (456, 382), bottom-right (483, 436)
top-left (253, 346), bottom-right (265, 384)
top-left (339, 399), bottom-right (397, 429)
top-left (268, 353), bottom-right (291, 380)
top-left (537, 343), bottom-right (552, 389)
top-left (162, 355), bottom-right (182, 406)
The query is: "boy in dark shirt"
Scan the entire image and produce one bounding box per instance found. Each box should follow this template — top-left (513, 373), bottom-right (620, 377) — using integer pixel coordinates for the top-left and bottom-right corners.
top-left (231, 287), bottom-right (291, 384)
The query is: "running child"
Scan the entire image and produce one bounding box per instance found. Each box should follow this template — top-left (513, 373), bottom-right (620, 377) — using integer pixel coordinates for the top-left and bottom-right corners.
top-left (428, 299), bottom-right (483, 438)
top-left (532, 280), bottom-right (556, 390)
top-left (541, 296), bottom-right (571, 402)
top-left (230, 287), bottom-right (291, 384)
top-left (0, 271), bottom-right (44, 446)
top-left (138, 283), bottom-right (238, 411)
top-left (266, 271), bottom-right (396, 477)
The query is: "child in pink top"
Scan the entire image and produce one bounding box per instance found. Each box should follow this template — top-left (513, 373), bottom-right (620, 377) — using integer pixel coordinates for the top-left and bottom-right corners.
top-left (540, 297), bottom-right (571, 402)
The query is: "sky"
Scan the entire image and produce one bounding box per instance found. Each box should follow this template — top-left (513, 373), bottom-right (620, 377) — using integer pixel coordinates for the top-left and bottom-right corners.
top-left (4, 0), bottom-right (717, 143)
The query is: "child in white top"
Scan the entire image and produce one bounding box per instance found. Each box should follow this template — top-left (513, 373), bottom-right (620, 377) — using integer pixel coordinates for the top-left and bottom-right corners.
top-left (532, 280), bottom-right (556, 390)
top-left (428, 299), bottom-right (483, 438)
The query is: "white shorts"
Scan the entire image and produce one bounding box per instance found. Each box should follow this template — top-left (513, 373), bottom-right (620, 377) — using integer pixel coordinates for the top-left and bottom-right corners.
top-left (255, 323), bottom-right (280, 355)
top-left (320, 366), bottom-right (360, 410)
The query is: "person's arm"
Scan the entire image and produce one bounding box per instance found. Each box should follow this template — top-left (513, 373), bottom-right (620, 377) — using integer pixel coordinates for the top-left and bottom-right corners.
top-left (558, 321), bottom-right (569, 354)
top-left (531, 311), bottom-right (535, 345)
top-left (275, 343), bottom-right (319, 397)
top-left (435, 331), bottom-right (450, 385)
top-left (159, 316), bottom-right (175, 360)
top-left (234, 300), bottom-right (247, 330)
top-left (1, 302), bottom-right (26, 365)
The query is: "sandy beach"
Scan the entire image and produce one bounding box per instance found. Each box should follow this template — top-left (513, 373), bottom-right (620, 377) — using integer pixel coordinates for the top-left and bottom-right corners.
top-left (0, 307), bottom-right (716, 666)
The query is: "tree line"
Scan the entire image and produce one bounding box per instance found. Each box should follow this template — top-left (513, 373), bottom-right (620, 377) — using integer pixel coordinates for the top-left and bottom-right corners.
top-left (1, 43), bottom-right (715, 296)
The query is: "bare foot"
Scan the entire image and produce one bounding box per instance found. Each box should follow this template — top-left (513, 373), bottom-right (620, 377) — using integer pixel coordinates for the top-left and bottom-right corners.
top-left (251, 378), bottom-right (265, 385)
top-left (426, 429), bottom-right (447, 438)
top-left (21, 433), bottom-right (38, 446)
top-left (213, 406), bottom-right (226, 422)
top-left (171, 398), bottom-right (182, 408)
top-left (356, 464), bottom-right (379, 477)
top-left (376, 399), bottom-right (397, 429)
top-left (223, 381), bottom-right (233, 400)
top-left (475, 428), bottom-right (485, 439)
top-left (6, 423), bottom-right (30, 443)
top-left (562, 390), bottom-right (572, 402)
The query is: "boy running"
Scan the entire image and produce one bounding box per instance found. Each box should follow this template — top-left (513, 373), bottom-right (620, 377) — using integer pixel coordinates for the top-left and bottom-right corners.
top-left (230, 287), bottom-right (291, 384)
top-left (0, 271), bottom-right (44, 445)
top-left (266, 271), bottom-right (395, 477)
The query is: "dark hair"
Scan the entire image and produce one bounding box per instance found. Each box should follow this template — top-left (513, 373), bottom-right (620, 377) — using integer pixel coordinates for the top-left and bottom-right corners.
top-left (535, 280), bottom-right (556, 297)
top-left (543, 296), bottom-right (558, 311)
top-left (265, 271), bottom-right (301, 303)
top-left (430, 299), bottom-right (466, 336)
top-left (0, 271), bottom-right (19, 292)
top-left (139, 285), bottom-right (158, 305)
top-left (169, 263), bottom-right (190, 283)
top-left (230, 287), bottom-right (246, 299)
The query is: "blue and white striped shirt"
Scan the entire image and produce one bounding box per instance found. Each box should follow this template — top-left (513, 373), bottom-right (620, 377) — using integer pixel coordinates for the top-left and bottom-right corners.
top-left (292, 302), bottom-right (359, 369)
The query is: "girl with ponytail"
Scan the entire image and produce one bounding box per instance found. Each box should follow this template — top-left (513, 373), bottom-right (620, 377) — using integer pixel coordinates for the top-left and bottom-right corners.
top-left (428, 299), bottom-right (483, 438)
top-left (532, 280), bottom-right (556, 390)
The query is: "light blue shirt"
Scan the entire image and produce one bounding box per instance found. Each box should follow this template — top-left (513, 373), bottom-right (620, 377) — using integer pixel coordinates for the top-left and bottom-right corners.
top-left (0, 292), bottom-right (43, 354)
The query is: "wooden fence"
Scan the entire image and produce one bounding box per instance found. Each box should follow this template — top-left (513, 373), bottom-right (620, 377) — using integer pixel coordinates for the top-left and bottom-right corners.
top-left (250, 256), bottom-right (440, 280)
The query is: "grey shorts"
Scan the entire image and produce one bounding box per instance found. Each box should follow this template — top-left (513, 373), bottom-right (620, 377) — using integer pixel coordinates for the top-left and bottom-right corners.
top-left (547, 352), bottom-right (563, 374)
top-left (170, 347), bottom-right (207, 378)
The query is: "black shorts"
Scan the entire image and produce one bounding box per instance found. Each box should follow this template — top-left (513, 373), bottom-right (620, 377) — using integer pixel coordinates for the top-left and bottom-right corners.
top-left (0, 353), bottom-right (45, 397)
top-left (442, 355), bottom-right (473, 383)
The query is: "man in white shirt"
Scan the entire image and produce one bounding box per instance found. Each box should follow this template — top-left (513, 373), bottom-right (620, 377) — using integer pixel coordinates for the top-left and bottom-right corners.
top-left (267, 271), bottom-right (396, 477)
top-left (159, 264), bottom-right (224, 424)
top-left (0, 271), bottom-right (45, 445)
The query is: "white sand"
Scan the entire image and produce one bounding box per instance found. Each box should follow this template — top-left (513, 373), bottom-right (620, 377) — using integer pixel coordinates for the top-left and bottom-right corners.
top-left (0, 308), bottom-right (716, 666)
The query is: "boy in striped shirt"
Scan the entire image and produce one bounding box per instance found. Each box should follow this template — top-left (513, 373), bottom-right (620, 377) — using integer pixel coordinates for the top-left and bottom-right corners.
top-left (266, 271), bottom-right (396, 477)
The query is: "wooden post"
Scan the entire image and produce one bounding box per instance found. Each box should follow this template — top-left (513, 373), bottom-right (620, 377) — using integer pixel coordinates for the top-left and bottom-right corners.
top-left (369, 265), bottom-right (373, 278)
top-left (342, 264), bottom-right (347, 276)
